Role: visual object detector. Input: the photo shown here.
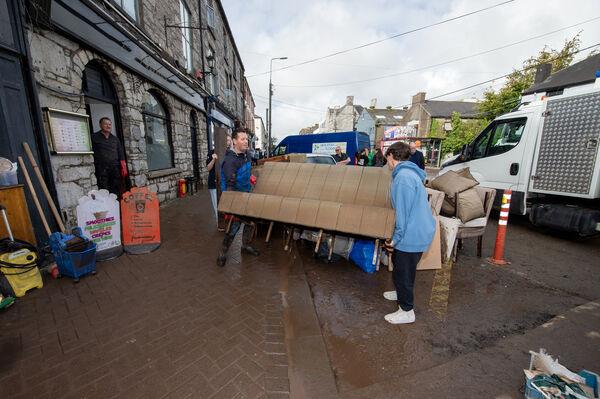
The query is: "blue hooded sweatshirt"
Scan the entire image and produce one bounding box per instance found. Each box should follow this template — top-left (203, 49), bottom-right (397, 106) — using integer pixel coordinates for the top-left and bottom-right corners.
top-left (390, 161), bottom-right (436, 253)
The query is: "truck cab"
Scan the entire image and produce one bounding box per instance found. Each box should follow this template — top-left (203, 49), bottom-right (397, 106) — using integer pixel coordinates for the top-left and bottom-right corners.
top-left (441, 72), bottom-right (600, 235)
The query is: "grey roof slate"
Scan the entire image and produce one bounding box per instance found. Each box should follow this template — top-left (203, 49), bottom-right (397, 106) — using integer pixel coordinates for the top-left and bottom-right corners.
top-left (421, 100), bottom-right (479, 118)
top-left (523, 53), bottom-right (600, 95)
top-left (365, 108), bottom-right (407, 125)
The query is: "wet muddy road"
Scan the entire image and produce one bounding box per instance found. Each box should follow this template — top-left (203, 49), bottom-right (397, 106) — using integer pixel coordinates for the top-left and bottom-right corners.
top-left (297, 215), bottom-right (600, 397)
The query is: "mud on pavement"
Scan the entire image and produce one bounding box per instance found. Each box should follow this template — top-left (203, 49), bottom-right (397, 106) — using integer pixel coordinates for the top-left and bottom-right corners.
top-left (295, 214), bottom-right (600, 398)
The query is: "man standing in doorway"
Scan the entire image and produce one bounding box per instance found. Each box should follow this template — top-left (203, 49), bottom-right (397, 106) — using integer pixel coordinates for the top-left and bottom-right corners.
top-left (91, 117), bottom-right (127, 196)
top-left (408, 141), bottom-right (425, 170)
top-left (216, 129), bottom-right (259, 267)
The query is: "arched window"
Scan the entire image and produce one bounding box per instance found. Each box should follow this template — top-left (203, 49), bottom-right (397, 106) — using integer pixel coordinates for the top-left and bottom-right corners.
top-left (143, 91), bottom-right (173, 170)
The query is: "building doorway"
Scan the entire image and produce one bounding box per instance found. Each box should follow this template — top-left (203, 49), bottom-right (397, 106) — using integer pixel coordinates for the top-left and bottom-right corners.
top-left (82, 62), bottom-right (130, 192)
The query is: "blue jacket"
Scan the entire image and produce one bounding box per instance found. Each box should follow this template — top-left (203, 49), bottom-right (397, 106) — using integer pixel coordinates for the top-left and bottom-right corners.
top-left (221, 149), bottom-right (252, 192)
top-left (390, 161), bottom-right (435, 253)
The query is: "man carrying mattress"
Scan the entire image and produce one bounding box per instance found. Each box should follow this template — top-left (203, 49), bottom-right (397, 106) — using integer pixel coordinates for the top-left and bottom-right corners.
top-left (216, 129), bottom-right (260, 267)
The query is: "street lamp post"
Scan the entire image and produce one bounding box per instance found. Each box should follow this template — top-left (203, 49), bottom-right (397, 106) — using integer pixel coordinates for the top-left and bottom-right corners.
top-left (268, 56), bottom-right (287, 157)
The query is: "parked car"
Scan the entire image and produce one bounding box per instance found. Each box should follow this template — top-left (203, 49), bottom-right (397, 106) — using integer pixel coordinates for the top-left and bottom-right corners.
top-left (257, 153), bottom-right (336, 166)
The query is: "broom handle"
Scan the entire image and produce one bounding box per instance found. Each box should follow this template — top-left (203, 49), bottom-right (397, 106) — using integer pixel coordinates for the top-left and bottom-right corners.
top-left (17, 156), bottom-right (52, 236)
top-left (23, 142), bottom-right (66, 233)
top-left (0, 207), bottom-right (14, 241)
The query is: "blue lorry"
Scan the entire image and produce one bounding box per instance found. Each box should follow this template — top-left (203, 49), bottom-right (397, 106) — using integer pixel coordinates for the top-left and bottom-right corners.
top-left (272, 131), bottom-right (371, 164)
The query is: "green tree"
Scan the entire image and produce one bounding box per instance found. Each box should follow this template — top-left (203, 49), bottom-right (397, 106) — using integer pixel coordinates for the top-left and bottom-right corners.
top-left (478, 35), bottom-right (581, 120)
top-left (428, 118), bottom-right (442, 138)
top-left (442, 112), bottom-right (488, 156)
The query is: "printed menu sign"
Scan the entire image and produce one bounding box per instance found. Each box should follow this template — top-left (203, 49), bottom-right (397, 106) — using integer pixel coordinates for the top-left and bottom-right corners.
top-left (76, 189), bottom-right (122, 260)
top-left (121, 186), bottom-right (161, 254)
top-left (45, 108), bottom-right (93, 154)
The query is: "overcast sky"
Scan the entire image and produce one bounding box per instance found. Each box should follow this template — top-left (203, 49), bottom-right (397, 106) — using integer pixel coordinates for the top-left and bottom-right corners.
top-left (222, 0), bottom-right (600, 142)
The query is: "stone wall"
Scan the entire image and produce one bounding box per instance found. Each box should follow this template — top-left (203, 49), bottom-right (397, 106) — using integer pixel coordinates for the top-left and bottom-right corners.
top-left (27, 27), bottom-right (208, 226)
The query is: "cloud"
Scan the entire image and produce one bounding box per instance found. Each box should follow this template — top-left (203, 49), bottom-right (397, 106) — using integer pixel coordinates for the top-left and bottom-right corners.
top-left (222, 0), bottom-right (600, 141)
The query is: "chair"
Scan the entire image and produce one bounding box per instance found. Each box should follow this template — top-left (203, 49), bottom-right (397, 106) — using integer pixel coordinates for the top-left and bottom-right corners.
top-left (452, 186), bottom-right (496, 259)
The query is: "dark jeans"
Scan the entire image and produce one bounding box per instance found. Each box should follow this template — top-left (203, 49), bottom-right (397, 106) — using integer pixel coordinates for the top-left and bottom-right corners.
top-left (96, 164), bottom-right (121, 196)
top-left (392, 250), bottom-right (423, 311)
top-left (221, 219), bottom-right (254, 253)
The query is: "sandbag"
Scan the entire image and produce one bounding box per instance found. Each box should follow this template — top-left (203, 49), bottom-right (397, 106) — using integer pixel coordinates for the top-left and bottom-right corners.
top-left (349, 240), bottom-right (377, 274)
top-left (457, 187), bottom-right (485, 223)
top-left (456, 167), bottom-right (477, 182)
top-left (431, 170), bottom-right (479, 216)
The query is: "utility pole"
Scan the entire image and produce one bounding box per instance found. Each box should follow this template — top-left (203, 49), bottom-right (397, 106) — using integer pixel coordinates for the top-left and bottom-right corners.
top-left (268, 56), bottom-right (287, 157)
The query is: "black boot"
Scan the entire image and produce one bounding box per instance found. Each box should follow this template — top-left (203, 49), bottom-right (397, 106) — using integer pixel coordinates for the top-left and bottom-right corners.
top-left (242, 245), bottom-right (260, 256)
top-left (217, 235), bottom-right (234, 267)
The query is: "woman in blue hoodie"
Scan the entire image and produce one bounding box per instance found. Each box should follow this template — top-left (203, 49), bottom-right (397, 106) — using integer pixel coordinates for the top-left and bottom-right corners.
top-left (383, 142), bottom-right (435, 324)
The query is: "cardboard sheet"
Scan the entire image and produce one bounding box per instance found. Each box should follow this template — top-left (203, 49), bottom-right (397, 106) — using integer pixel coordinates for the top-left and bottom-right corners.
top-left (260, 195), bottom-right (283, 220)
top-left (246, 194), bottom-right (266, 218)
top-left (275, 162), bottom-right (301, 197)
top-left (336, 167), bottom-right (363, 203)
top-left (355, 167), bottom-right (380, 206)
top-left (296, 199), bottom-right (320, 227)
top-left (315, 201), bottom-right (341, 230)
top-left (276, 197), bottom-right (301, 223)
top-left (417, 215), bottom-right (442, 270)
top-left (336, 204), bottom-right (364, 234)
top-left (303, 164), bottom-right (330, 200)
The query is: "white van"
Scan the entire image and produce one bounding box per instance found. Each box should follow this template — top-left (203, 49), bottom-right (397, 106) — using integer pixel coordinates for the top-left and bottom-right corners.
top-left (441, 60), bottom-right (600, 236)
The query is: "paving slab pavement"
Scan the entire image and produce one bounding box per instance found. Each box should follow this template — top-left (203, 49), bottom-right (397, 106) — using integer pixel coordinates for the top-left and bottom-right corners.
top-left (0, 192), bottom-right (292, 399)
top-left (1, 191), bottom-right (598, 399)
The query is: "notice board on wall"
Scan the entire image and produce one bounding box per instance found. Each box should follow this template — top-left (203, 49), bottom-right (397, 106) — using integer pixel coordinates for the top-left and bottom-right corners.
top-left (44, 108), bottom-right (93, 154)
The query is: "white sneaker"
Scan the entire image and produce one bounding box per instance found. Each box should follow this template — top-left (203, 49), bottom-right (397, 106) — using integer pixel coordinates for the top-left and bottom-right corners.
top-left (383, 291), bottom-right (397, 301)
top-left (384, 308), bottom-right (415, 324)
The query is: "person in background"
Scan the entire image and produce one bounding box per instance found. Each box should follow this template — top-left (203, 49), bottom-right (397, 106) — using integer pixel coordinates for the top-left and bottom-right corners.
top-left (373, 148), bottom-right (386, 167)
top-left (206, 150), bottom-right (219, 227)
top-left (91, 117), bottom-right (127, 197)
top-left (333, 146), bottom-right (350, 165)
top-left (408, 141), bottom-right (425, 170)
top-left (356, 148), bottom-right (369, 166)
top-left (382, 142), bottom-right (435, 324)
top-left (216, 129), bottom-right (260, 267)
top-left (368, 148), bottom-right (376, 166)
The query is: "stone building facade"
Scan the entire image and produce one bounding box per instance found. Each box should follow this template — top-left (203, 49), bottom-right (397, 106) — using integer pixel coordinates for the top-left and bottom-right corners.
top-left (321, 96), bottom-right (364, 132)
top-left (19, 0), bottom-right (251, 227)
